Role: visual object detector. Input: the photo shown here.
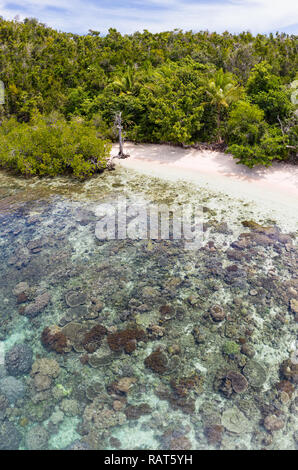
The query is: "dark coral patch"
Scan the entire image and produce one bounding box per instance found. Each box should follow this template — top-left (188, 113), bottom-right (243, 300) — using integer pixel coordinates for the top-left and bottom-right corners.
top-left (124, 403), bottom-right (151, 420)
top-left (82, 324), bottom-right (107, 353)
top-left (144, 349), bottom-right (168, 374)
top-left (107, 327), bottom-right (147, 354)
top-left (41, 326), bottom-right (70, 354)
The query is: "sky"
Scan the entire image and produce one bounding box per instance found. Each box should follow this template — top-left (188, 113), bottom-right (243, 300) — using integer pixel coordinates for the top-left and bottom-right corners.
top-left (0, 0), bottom-right (297, 35)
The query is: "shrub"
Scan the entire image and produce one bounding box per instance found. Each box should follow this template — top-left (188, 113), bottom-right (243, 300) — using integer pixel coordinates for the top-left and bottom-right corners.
top-left (227, 100), bottom-right (289, 167)
top-left (227, 100), bottom-right (266, 146)
top-left (0, 113), bottom-right (111, 178)
top-left (228, 127), bottom-right (288, 167)
top-left (246, 62), bottom-right (293, 124)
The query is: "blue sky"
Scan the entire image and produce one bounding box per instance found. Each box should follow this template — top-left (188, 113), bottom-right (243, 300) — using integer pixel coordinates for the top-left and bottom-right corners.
top-left (1, 0), bottom-right (297, 35)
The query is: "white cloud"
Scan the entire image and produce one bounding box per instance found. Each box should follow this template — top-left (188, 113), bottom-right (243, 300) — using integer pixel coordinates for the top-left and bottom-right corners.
top-left (0, 0), bottom-right (297, 35)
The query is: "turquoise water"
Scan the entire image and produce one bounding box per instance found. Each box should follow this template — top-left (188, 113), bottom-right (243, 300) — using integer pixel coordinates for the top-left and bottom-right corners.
top-left (0, 167), bottom-right (297, 450)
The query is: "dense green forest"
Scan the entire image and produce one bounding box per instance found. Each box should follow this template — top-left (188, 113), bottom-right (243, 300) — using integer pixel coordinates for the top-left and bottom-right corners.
top-left (0, 17), bottom-right (297, 177)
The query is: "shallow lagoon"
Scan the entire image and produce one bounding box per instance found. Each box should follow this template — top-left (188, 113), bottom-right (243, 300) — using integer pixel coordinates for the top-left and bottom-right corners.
top-left (0, 166), bottom-right (297, 450)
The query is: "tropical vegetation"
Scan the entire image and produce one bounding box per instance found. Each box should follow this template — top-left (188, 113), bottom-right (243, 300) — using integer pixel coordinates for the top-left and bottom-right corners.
top-left (0, 18), bottom-right (297, 176)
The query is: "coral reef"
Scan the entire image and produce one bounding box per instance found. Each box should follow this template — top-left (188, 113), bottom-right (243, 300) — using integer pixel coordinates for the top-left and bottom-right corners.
top-left (204, 424), bottom-right (223, 446)
top-left (243, 360), bottom-right (267, 388)
top-left (0, 376), bottom-right (25, 403)
top-left (65, 291), bottom-right (87, 308)
top-left (25, 425), bottom-right (49, 450)
top-left (124, 403), bottom-right (151, 420)
top-left (41, 325), bottom-right (71, 354)
top-left (263, 415), bottom-right (285, 432)
top-left (170, 373), bottom-right (204, 397)
top-left (82, 324), bottom-right (107, 353)
top-left (5, 343), bottom-right (33, 376)
top-left (144, 349), bottom-right (168, 374)
top-left (22, 292), bottom-right (51, 317)
top-left (276, 380), bottom-right (294, 398)
top-left (219, 370), bottom-right (248, 397)
top-left (210, 305), bottom-right (226, 322)
top-left (30, 358), bottom-right (60, 392)
top-left (280, 358), bottom-right (298, 383)
top-left (222, 341), bottom-right (240, 356)
top-left (109, 377), bottom-right (137, 395)
top-left (0, 422), bottom-right (22, 450)
top-left (107, 327), bottom-right (146, 354)
top-left (222, 407), bottom-right (253, 434)
top-left (0, 169), bottom-right (297, 450)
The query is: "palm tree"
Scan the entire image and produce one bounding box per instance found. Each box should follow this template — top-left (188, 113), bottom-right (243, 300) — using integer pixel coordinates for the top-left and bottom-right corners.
top-left (109, 65), bottom-right (141, 96)
top-left (206, 68), bottom-right (242, 142)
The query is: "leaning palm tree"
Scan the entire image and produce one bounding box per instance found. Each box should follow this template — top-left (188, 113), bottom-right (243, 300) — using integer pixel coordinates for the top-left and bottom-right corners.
top-left (206, 68), bottom-right (242, 142)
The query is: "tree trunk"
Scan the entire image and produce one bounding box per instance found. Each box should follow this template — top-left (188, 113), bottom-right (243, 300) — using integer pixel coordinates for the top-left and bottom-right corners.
top-left (119, 123), bottom-right (124, 156)
top-left (115, 111), bottom-right (129, 159)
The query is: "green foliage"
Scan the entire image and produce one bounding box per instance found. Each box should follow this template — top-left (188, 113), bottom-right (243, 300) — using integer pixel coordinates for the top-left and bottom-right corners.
top-left (246, 62), bottom-right (281, 96)
top-left (204, 68), bottom-right (244, 141)
top-left (64, 86), bottom-right (90, 117)
top-left (246, 62), bottom-right (293, 123)
top-left (227, 101), bottom-right (267, 145)
top-left (250, 88), bottom-right (292, 124)
top-left (227, 99), bottom-right (291, 167)
top-left (0, 113), bottom-right (111, 178)
top-left (0, 18), bottom-right (296, 170)
top-left (228, 127), bottom-right (288, 168)
top-left (135, 60), bottom-right (206, 144)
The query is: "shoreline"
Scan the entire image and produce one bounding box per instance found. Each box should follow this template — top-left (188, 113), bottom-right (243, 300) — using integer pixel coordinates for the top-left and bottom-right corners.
top-left (113, 142), bottom-right (298, 231)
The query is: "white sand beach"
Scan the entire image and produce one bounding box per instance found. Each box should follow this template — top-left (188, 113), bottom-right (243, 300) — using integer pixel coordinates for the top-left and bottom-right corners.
top-left (113, 142), bottom-right (298, 231)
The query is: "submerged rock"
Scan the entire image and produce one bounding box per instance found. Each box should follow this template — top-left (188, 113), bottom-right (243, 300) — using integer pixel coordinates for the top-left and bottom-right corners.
top-left (87, 349), bottom-right (118, 368)
top-left (30, 358), bottom-right (60, 391)
top-left (280, 358), bottom-right (298, 383)
top-left (289, 299), bottom-right (298, 321)
top-left (243, 360), bottom-right (267, 388)
top-left (60, 398), bottom-right (79, 417)
top-left (222, 407), bottom-right (253, 434)
top-left (210, 305), bottom-right (226, 322)
top-left (41, 325), bottom-right (71, 354)
top-left (0, 422), bottom-right (22, 450)
top-left (65, 290), bottom-right (87, 308)
top-left (5, 343), bottom-right (33, 376)
top-left (23, 292), bottom-right (51, 317)
top-left (65, 440), bottom-right (90, 450)
top-left (204, 424), bottom-right (223, 446)
top-left (144, 349), bottom-right (168, 374)
top-left (263, 415), bottom-right (285, 432)
top-left (25, 425), bottom-right (49, 450)
top-left (226, 371), bottom-right (249, 394)
top-left (0, 376), bottom-right (25, 403)
top-left (13, 282), bottom-right (29, 297)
